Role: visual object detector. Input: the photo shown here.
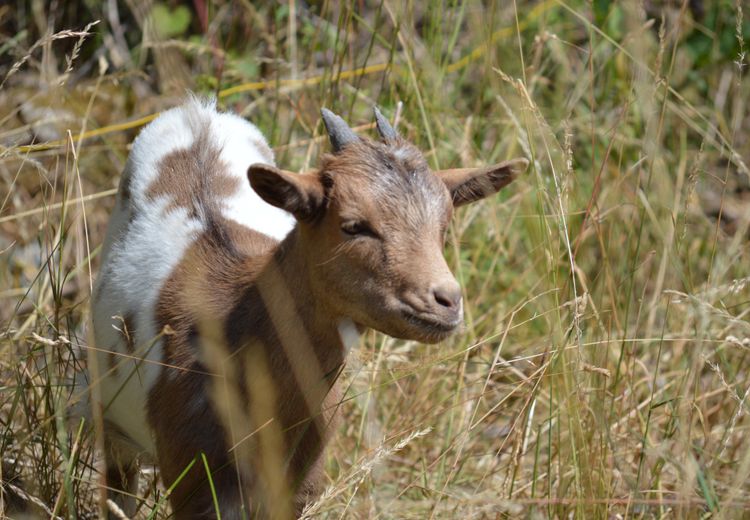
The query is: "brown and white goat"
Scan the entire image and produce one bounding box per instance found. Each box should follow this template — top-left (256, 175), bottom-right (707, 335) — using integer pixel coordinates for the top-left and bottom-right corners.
top-left (90, 98), bottom-right (527, 518)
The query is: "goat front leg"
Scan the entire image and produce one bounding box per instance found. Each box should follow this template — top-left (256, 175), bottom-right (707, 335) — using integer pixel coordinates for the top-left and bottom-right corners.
top-left (104, 430), bottom-right (140, 519)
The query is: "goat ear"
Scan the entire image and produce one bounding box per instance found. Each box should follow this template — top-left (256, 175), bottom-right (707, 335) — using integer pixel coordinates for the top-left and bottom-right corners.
top-left (435, 158), bottom-right (529, 207)
top-left (248, 164), bottom-right (325, 222)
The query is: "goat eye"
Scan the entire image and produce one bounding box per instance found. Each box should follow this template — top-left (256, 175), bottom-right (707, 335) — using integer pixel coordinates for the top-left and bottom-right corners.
top-left (341, 221), bottom-right (377, 238)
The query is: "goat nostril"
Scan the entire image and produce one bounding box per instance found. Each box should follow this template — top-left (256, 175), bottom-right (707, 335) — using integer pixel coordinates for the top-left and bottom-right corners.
top-left (432, 284), bottom-right (462, 309)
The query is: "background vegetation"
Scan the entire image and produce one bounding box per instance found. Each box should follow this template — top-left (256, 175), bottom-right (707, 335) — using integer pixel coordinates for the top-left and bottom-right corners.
top-left (1, 0), bottom-right (749, 517)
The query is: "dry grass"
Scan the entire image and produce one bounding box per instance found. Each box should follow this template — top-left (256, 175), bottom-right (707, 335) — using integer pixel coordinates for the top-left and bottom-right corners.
top-left (1, 0), bottom-right (749, 518)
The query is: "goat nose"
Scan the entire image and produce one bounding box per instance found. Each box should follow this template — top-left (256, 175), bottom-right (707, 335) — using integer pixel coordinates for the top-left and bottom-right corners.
top-left (432, 281), bottom-right (462, 310)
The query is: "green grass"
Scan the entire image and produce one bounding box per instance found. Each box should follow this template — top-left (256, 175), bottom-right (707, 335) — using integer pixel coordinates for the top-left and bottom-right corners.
top-left (1, 0), bottom-right (749, 518)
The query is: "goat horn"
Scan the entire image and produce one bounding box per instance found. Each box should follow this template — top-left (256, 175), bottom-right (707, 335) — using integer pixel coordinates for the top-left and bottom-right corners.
top-left (321, 108), bottom-right (358, 153)
top-left (374, 106), bottom-right (398, 142)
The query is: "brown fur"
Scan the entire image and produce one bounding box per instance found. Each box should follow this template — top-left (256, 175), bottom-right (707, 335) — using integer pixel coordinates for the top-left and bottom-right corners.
top-left (146, 222), bottom-right (345, 518)
top-left (146, 132), bottom-right (241, 217)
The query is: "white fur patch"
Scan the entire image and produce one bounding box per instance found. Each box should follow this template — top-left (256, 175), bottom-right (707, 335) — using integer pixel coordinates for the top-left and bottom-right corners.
top-left (337, 318), bottom-right (360, 353)
top-left (209, 111), bottom-right (295, 240)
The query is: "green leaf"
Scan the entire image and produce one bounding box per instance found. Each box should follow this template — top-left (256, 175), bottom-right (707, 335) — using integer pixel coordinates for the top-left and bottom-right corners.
top-left (150, 3), bottom-right (192, 39)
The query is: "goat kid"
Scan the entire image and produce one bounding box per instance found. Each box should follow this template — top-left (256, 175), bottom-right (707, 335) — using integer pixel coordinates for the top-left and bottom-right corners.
top-left (90, 98), bottom-right (527, 518)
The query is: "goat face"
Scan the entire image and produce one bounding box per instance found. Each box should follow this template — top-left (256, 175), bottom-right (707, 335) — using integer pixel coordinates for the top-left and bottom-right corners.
top-left (248, 108), bottom-right (527, 344)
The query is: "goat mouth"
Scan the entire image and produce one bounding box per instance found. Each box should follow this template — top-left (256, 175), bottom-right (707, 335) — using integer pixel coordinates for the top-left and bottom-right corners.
top-left (400, 307), bottom-right (461, 336)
